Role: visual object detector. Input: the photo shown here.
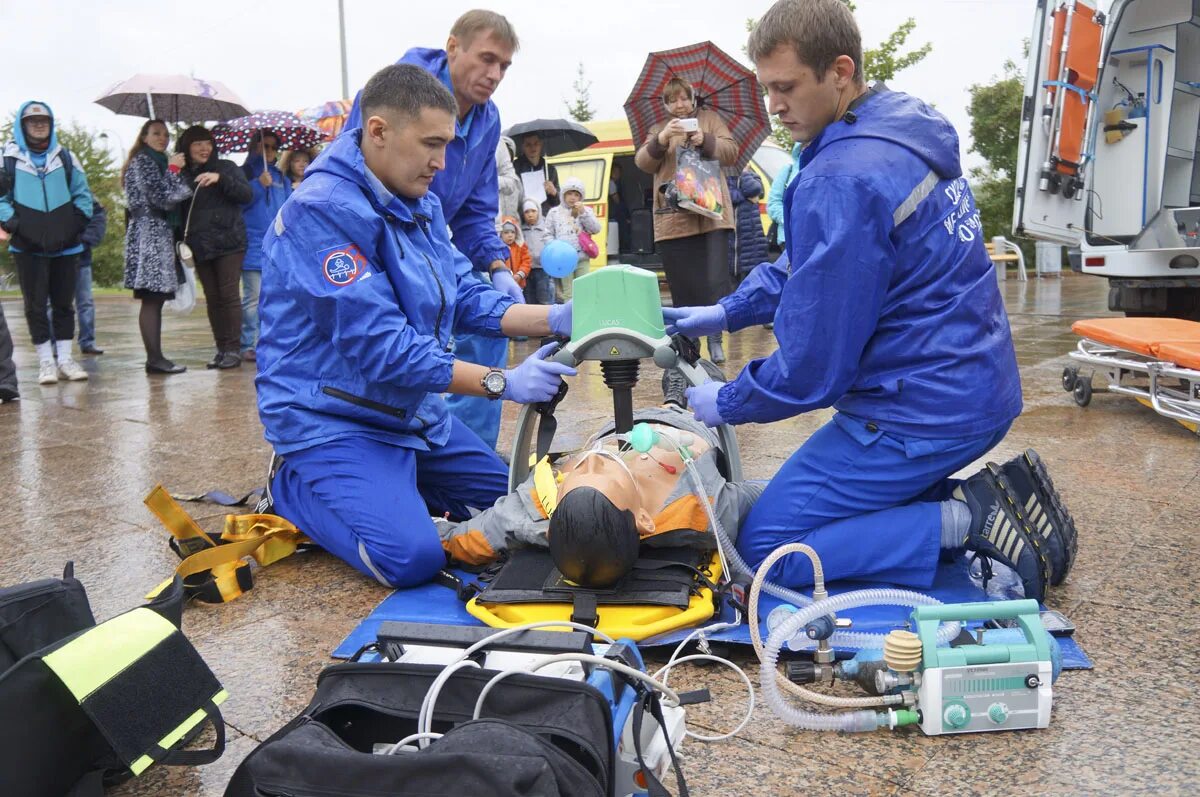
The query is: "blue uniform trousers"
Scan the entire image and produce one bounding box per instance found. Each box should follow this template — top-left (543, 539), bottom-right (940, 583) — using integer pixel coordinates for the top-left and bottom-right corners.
top-left (736, 413), bottom-right (1011, 590)
top-left (271, 417), bottom-right (509, 588)
top-left (444, 273), bottom-right (510, 449)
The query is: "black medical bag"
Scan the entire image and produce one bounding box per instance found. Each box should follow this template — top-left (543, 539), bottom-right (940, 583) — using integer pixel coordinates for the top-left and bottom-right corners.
top-left (0, 565), bottom-right (226, 797)
top-left (224, 660), bottom-right (615, 797)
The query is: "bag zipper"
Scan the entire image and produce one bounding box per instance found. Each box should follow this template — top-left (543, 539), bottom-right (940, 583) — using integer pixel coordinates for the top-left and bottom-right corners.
top-left (321, 386), bottom-right (406, 419)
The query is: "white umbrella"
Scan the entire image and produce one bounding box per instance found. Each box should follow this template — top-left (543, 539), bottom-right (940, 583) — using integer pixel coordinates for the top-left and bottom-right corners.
top-left (95, 73), bottom-right (250, 122)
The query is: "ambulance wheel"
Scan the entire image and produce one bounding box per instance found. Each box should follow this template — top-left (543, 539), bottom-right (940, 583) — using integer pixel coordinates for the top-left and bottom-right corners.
top-left (1061, 366), bottom-right (1078, 392)
top-left (1072, 376), bottom-right (1093, 407)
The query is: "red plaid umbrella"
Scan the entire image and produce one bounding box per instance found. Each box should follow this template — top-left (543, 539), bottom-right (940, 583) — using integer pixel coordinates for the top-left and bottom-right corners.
top-left (624, 41), bottom-right (770, 172)
top-left (211, 111), bottom-right (324, 154)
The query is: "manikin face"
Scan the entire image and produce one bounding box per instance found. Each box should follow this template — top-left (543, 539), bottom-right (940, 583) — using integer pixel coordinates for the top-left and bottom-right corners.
top-left (143, 123), bottom-right (170, 153)
top-left (446, 29), bottom-right (514, 108)
top-left (560, 450), bottom-right (655, 536)
top-left (755, 44), bottom-right (856, 145)
top-left (188, 139), bottom-right (213, 165)
top-left (522, 134), bottom-right (543, 163)
top-left (362, 107), bottom-right (454, 199)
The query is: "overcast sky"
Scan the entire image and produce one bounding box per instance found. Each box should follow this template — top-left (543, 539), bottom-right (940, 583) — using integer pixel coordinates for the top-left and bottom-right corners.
top-left (0, 0), bottom-right (1044, 172)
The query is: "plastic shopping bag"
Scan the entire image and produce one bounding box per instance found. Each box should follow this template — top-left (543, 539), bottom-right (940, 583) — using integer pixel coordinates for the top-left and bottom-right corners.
top-left (165, 263), bottom-right (197, 315)
top-left (672, 144), bottom-right (724, 220)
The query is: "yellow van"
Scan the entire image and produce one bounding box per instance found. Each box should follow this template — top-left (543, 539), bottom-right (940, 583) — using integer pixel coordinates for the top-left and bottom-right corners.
top-left (546, 119), bottom-right (791, 270)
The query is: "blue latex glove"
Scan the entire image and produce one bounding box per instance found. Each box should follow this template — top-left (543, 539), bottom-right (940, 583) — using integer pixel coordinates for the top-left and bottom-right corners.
top-left (663, 305), bottom-right (726, 337)
top-left (503, 342), bottom-right (577, 403)
top-left (686, 381), bottom-right (726, 427)
top-left (547, 300), bottom-right (572, 337)
top-left (491, 268), bottom-right (526, 303)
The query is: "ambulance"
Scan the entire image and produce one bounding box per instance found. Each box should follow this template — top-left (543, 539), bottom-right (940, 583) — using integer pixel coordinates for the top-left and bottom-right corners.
top-left (1015, 0), bottom-right (1200, 319)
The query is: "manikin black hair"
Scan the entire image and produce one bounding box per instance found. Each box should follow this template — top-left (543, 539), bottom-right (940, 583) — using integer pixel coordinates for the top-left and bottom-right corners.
top-left (549, 486), bottom-right (640, 588)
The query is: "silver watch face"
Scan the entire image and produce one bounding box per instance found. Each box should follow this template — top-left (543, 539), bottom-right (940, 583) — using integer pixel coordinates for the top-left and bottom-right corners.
top-left (484, 371), bottom-right (506, 395)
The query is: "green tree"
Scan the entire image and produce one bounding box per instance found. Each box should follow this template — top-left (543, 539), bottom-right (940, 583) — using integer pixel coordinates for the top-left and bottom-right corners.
top-left (0, 117), bottom-right (125, 287)
top-left (966, 58), bottom-right (1031, 262)
top-left (746, 4), bottom-right (932, 149)
top-left (565, 63), bottom-right (595, 123)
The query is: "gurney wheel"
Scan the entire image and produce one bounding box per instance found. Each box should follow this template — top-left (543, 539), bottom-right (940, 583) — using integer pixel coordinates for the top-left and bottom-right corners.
top-left (1072, 376), bottom-right (1093, 407)
top-left (1062, 366), bottom-right (1078, 392)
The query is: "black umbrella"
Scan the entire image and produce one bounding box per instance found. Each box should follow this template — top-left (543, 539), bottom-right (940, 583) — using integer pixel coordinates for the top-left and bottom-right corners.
top-left (503, 118), bottom-right (598, 157)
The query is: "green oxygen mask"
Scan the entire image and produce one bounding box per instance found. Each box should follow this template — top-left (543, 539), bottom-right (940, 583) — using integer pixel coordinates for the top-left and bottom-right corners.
top-left (628, 422), bottom-right (695, 460)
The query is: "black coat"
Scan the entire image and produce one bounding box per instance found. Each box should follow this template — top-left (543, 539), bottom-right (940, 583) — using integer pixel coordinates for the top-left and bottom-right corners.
top-left (513, 155), bottom-right (560, 217)
top-left (179, 156), bottom-right (253, 261)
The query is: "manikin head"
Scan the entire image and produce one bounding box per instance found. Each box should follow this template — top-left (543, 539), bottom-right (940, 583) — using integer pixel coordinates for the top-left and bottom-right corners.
top-left (359, 64), bottom-right (458, 200)
top-left (748, 0), bottom-right (866, 145)
top-left (445, 9), bottom-right (518, 112)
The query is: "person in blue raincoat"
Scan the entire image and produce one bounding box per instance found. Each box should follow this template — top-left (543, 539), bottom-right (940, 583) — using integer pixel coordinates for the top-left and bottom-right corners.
top-left (257, 64), bottom-right (573, 589)
top-left (666, 0), bottom-right (1071, 602)
top-left (239, 129), bottom-right (290, 361)
top-left (345, 9), bottom-right (526, 451)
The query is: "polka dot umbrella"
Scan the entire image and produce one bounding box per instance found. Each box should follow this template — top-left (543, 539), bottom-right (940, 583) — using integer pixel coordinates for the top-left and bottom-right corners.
top-left (211, 110), bottom-right (324, 154)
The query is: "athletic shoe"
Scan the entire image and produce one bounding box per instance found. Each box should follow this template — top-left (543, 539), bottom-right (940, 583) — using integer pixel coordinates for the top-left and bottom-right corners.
top-left (38, 362), bottom-right (58, 385)
top-left (952, 468), bottom-right (1052, 602)
top-left (57, 358), bottom-right (88, 381)
top-left (215, 351), bottom-right (242, 369)
top-left (0, 385), bottom-right (18, 402)
top-left (661, 367), bottom-right (689, 408)
top-left (707, 335), bottom-right (726, 365)
top-left (993, 450), bottom-right (1077, 584)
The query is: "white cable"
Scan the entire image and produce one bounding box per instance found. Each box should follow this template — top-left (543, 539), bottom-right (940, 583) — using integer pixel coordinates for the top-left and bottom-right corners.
top-left (473, 653), bottom-right (682, 722)
top-left (417, 659), bottom-right (481, 746)
top-left (651, 654), bottom-right (754, 742)
top-left (386, 732), bottom-right (443, 755)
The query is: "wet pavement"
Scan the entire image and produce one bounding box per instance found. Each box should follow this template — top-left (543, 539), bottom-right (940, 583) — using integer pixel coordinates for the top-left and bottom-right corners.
top-left (1, 272), bottom-right (1197, 795)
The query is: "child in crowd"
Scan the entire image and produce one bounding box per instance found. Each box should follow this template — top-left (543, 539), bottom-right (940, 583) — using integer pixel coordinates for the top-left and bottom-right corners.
top-left (520, 199), bottom-right (554, 305)
top-left (499, 216), bottom-right (531, 288)
top-left (543, 176), bottom-right (600, 301)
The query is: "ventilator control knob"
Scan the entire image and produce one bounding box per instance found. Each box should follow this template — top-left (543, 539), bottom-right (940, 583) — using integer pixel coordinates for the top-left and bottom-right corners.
top-left (943, 702), bottom-right (970, 729)
top-left (882, 630), bottom-right (923, 672)
top-left (987, 703), bottom-right (1009, 724)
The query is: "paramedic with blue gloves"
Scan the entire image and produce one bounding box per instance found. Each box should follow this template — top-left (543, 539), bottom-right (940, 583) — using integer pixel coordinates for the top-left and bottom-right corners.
top-left (666, 0), bottom-right (1062, 600)
top-left (345, 9), bottom-right (523, 451)
top-left (256, 64), bottom-right (573, 589)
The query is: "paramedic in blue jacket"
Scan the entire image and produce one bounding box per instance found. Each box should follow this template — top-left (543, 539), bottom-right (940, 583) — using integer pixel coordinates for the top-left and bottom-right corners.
top-left (239, 129), bottom-right (290, 361)
top-left (667, 0), bottom-right (1058, 601)
top-left (0, 101), bottom-right (93, 384)
top-left (345, 9), bottom-right (524, 451)
top-left (256, 64), bottom-right (573, 589)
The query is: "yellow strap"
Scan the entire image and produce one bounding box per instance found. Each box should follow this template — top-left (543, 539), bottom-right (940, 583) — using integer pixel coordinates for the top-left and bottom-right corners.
top-left (144, 488), bottom-right (311, 601)
top-left (532, 456), bottom-right (560, 517)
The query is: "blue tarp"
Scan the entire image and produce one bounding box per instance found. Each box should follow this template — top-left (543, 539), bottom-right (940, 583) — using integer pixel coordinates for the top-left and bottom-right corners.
top-left (333, 556), bottom-right (1092, 670)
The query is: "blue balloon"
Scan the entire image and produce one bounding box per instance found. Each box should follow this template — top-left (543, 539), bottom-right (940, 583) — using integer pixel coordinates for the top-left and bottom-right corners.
top-left (541, 239), bottom-right (578, 278)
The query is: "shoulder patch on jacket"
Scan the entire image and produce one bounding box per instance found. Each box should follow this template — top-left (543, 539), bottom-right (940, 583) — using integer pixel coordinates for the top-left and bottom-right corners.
top-left (317, 243), bottom-right (369, 287)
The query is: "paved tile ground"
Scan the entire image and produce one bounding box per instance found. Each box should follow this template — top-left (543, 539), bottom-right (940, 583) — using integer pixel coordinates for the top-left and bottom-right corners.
top-left (1, 272), bottom-right (1196, 796)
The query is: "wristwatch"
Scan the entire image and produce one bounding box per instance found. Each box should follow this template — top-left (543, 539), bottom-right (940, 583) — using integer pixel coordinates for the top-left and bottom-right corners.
top-left (481, 369), bottom-right (506, 400)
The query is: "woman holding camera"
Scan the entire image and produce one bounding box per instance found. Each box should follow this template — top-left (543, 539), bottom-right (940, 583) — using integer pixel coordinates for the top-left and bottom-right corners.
top-left (634, 75), bottom-right (738, 363)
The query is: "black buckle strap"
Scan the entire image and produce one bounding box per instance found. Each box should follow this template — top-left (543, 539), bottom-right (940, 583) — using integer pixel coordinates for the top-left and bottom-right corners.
top-left (570, 592), bottom-right (599, 628)
top-left (630, 685), bottom-right (689, 797)
top-left (433, 569), bottom-right (483, 602)
top-left (533, 380), bottom-right (569, 463)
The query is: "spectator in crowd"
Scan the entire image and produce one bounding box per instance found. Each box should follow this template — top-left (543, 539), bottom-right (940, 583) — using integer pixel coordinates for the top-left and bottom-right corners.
top-left (0, 302), bottom-right (16, 402)
top-left (499, 215), bottom-right (531, 289)
top-left (239, 129), bottom-right (290, 362)
top-left (727, 168), bottom-right (769, 292)
top-left (543, 176), bottom-right (600, 300)
top-left (177, 125), bottom-right (254, 369)
top-left (766, 141), bottom-right (802, 246)
top-left (343, 9), bottom-right (526, 451)
top-left (496, 135), bottom-right (522, 223)
top-left (520, 198), bottom-right (554, 305)
top-left (634, 75), bottom-right (738, 363)
top-left (75, 193), bottom-right (107, 354)
top-left (0, 101), bottom-right (93, 384)
top-left (121, 119), bottom-right (191, 374)
top-left (279, 146), bottom-right (318, 191)
top-left (609, 162), bottom-right (631, 253)
top-left (513, 132), bottom-right (559, 217)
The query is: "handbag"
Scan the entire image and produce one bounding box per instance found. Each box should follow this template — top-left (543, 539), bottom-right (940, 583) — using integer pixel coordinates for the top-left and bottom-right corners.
top-left (578, 230), bottom-right (600, 259)
top-left (166, 186), bottom-right (199, 314)
top-left (175, 184), bottom-right (199, 269)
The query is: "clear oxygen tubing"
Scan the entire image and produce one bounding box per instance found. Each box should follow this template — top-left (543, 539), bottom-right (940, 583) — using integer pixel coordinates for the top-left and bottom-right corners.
top-left (677, 455), bottom-right (961, 650)
top-left (749, 544), bottom-right (903, 709)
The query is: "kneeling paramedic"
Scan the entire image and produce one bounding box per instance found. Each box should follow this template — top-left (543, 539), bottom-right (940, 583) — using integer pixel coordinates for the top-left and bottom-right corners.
top-left (667, 0), bottom-right (1073, 602)
top-left (256, 64), bottom-right (573, 588)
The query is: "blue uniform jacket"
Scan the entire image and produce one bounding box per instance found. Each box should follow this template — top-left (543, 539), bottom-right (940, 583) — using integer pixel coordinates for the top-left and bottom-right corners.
top-left (346, 47), bottom-right (508, 272)
top-left (255, 129), bottom-right (515, 455)
top-left (240, 154), bottom-right (290, 270)
top-left (717, 89), bottom-right (1022, 439)
top-left (0, 100), bottom-right (92, 257)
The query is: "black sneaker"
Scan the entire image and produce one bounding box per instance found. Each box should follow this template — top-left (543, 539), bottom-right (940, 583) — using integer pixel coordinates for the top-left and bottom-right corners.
top-left (661, 367), bottom-right (689, 407)
top-left (952, 469), bottom-right (1052, 602)
top-left (993, 450), bottom-right (1077, 585)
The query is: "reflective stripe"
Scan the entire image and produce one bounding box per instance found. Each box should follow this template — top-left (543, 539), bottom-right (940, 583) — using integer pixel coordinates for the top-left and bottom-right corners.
top-left (892, 170), bottom-right (939, 228)
top-left (129, 690), bottom-right (229, 775)
top-left (42, 608), bottom-right (175, 701)
top-left (358, 541), bottom-right (393, 587)
top-left (1025, 494), bottom-right (1039, 513)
